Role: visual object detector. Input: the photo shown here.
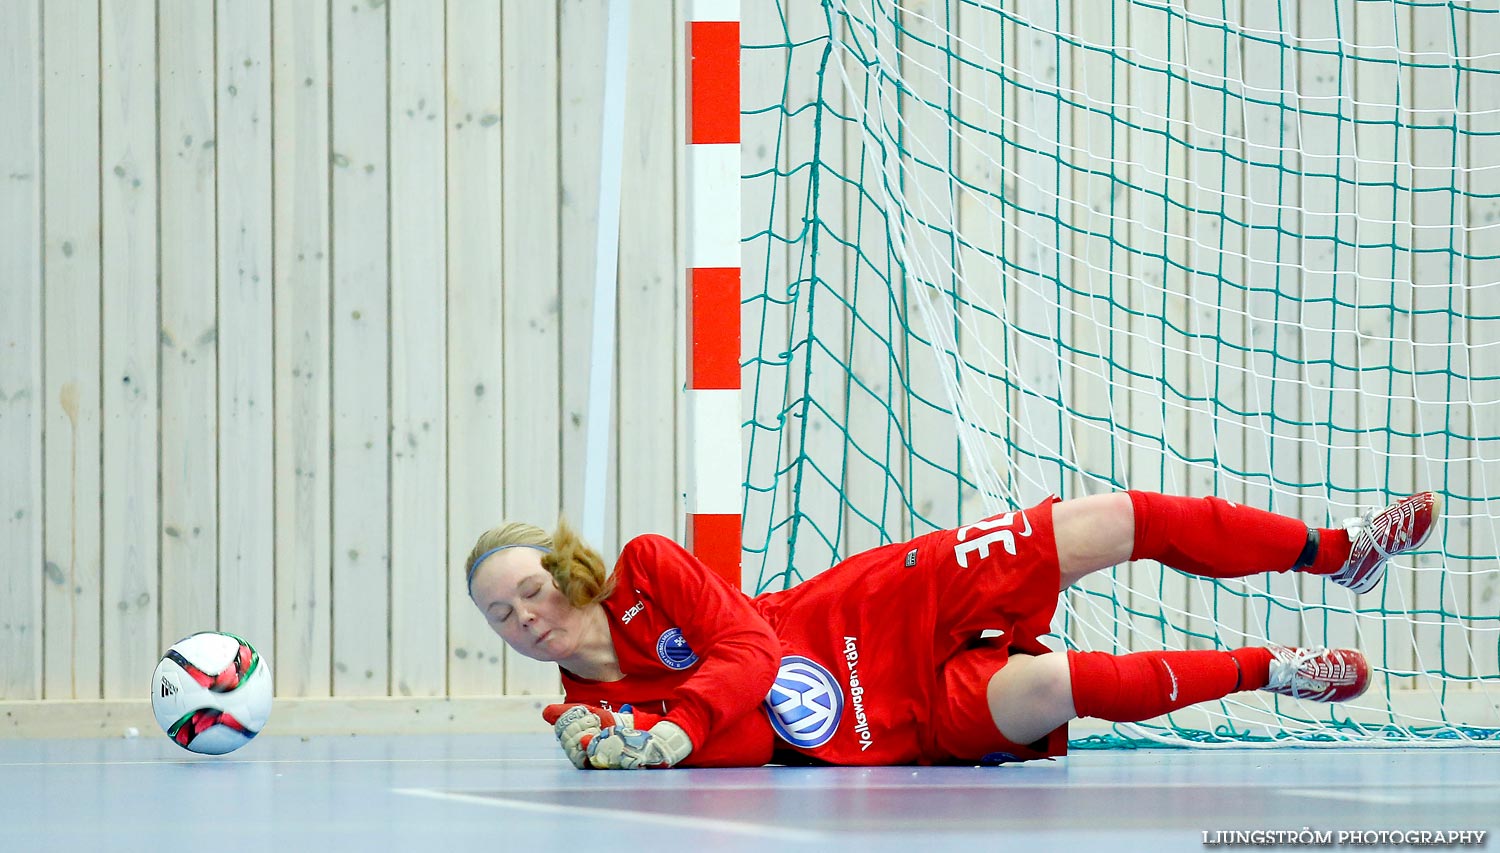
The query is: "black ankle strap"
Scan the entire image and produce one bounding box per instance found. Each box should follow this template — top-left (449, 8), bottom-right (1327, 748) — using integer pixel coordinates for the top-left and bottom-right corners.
top-left (1293, 528), bottom-right (1320, 570)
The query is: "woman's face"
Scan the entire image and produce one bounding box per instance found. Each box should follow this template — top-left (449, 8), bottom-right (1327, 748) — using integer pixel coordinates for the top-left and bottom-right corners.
top-left (469, 547), bottom-right (586, 663)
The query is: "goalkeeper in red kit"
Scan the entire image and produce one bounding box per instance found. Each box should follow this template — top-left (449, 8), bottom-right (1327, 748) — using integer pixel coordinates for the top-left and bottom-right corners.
top-left (465, 491), bottom-right (1441, 769)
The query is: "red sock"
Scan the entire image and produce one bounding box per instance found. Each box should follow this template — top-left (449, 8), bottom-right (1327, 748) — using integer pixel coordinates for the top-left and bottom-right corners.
top-left (1068, 647), bottom-right (1273, 722)
top-left (1128, 491), bottom-right (1350, 579)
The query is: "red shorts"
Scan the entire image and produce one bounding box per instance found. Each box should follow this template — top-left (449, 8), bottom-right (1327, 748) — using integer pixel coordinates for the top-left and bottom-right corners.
top-left (757, 496), bottom-right (1070, 766)
top-left (922, 496), bottom-right (1069, 764)
top-left (927, 637), bottom-right (1070, 764)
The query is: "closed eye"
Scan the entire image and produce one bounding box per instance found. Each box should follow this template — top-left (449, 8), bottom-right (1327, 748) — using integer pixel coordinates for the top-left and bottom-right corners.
top-left (486, 577), bottom-right (542, 623)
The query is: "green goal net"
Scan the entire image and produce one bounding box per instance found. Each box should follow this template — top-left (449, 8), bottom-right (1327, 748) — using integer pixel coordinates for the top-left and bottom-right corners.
top-left (741, 0), bottom-right (1500, 745)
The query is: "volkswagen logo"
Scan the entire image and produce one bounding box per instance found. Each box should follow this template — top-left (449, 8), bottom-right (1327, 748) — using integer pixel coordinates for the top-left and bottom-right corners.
top-left (764, 656), bottom-right (843, 749)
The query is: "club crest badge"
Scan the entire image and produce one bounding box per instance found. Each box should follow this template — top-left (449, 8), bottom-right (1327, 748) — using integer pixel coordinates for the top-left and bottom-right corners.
top-left (656, 627), bottom-right (699, 670)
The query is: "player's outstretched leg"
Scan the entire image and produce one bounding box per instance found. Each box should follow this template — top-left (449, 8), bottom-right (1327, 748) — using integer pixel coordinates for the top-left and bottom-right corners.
top-left (1053, 490), bottom-right (1441, 595)
top-left (1325, 492), bottom-right (1443, 594)
top-left (1054, 492), bottom-right (1349, 588)
top-left (1124, 491), bottom-right (1352, 581)
top-left (985, 646), bottom-right (1370, 745)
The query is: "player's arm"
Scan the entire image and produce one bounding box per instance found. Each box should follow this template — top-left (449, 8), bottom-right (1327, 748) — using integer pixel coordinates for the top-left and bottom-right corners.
top-left (543, 535), bottom-right (780, 769)
top-left (623, 534), bottom-right (781, 754)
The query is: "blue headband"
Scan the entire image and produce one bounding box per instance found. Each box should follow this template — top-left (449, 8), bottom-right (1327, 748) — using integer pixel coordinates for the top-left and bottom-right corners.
top-left (467, 544), bottom-right (552, 593)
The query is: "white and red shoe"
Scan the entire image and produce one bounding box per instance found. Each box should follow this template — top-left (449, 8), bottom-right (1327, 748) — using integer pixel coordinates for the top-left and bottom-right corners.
top-left (1327, 491), bottom-right (1443, 594)
top-left (1262, 646), bottom-right (1371, 703)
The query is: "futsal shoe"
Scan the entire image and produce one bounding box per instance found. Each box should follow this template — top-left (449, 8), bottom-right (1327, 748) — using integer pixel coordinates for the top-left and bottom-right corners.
top-left (1262, 646), bottom-right (1371, 703)
top-left (1327, 491), bottom-right (1442, 594)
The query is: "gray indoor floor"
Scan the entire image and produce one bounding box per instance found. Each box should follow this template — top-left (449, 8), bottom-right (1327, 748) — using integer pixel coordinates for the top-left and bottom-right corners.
top-left (2, 733), bottom-right (1497, 852)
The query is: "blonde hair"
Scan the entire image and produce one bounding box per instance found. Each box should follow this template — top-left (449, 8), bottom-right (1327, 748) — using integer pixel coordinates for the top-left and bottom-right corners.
top-left (465, 518), bottom-right (615, 608)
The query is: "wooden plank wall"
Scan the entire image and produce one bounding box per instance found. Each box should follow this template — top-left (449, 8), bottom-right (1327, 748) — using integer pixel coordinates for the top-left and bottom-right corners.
top-left (0, 0), bottom-right (687, 703)
top-left (0, 0), bottom-right (44, 702)
top-left (41, 0), bottom-right (105, 702)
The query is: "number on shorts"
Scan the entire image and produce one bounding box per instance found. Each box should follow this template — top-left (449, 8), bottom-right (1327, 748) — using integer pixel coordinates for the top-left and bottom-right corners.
top-left (953, 511), bottom-right (1033, 568)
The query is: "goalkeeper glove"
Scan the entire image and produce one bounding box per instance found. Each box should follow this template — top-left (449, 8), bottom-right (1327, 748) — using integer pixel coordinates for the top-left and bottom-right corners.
top-left (584, 720), bottom-right (693, 770)
top-left (542, 703), bottom-right (634, 769)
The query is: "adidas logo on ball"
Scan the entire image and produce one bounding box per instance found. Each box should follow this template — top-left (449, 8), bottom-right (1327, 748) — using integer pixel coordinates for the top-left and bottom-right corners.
top-left (159, 678), bottom-right (178, 698)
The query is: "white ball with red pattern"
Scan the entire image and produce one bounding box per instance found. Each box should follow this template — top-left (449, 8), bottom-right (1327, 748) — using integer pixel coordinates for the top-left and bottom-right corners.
top-left (150, 632), bottom-right (273, 755)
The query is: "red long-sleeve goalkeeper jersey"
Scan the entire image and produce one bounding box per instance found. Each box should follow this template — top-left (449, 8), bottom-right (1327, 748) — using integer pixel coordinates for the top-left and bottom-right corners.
top-left (558, 533), bottom-right (781, 767)
top-left (559, 503), bottom-right (1060, 767)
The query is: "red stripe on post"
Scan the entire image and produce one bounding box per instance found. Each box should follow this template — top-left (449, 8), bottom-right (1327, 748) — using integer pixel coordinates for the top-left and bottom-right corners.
top-left (688, 21), bottom-right (740, 145)
top-left (688, 267), bottom-right (740, 390)
top-left (689, 513), bottom-right (742, 588)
